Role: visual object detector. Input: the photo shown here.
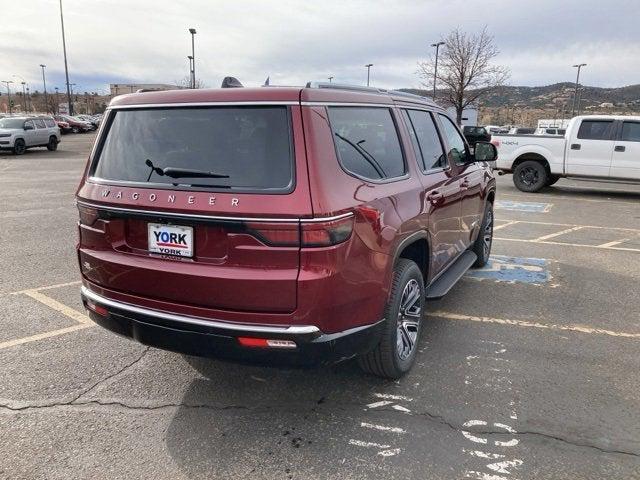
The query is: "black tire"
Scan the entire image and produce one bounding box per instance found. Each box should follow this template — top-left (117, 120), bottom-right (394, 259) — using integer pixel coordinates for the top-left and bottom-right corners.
top-left (513, 160), bottom-right (548, 192)
top-left (71, 126), bottom-right (79, 134)
top-left (13, 139), bottom-right (26, 155)
top-left (47, 136), bottom-right (58, 151)
top-left (546, 175), bottom-right (560, 186)
top-left (358, 259), bottom-right (425, 379)
top-left (471, 201), bottom-right (493, 267)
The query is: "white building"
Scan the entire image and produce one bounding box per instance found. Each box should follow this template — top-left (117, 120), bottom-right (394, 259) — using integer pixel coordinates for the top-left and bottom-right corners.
top-left (109, 83), bottom-right (182, 96)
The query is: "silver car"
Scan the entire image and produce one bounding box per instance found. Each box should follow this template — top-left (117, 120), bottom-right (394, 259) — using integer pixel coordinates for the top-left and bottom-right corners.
top-left (0, 116), bottom-right (61, 155)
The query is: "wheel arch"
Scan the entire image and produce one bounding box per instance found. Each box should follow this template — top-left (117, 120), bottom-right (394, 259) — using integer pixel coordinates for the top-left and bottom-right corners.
top-left (392, 231), bottom-right (431, 285)
top-left (513, 152), bottom-right (550, 173)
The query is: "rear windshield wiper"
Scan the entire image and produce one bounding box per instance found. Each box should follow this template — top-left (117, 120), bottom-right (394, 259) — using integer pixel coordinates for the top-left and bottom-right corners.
top-left (334, 134), bottom-right (386, 178)
top-left (145, 159), bottom-right (230, 181)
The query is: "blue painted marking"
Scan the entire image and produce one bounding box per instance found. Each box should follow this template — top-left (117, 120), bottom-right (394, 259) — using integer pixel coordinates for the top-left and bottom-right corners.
top-left (465, 255), bottom-right (550, 284)
top-left (495, 200), bottom-right (552, 213)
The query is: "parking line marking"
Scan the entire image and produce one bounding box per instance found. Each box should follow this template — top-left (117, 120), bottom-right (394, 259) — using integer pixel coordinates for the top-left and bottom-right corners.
top-left (360, 423), bottom-right (406, 434)
top-left (9, 280), bottom-right (82, 296)
top-left (597, 238), bottom-right (630, 248)
top-left (493, 220), bottom-right (520, 231)
top-left (499, 191), bottom-right (640, 206)
top-left (432, 311), bottom-right (640, 339)
top-left (348, 440), bottom-right (391, 449)
top-left (373, 393), bottom-right (413, 402)
top-left (532, 225), bottom-right (583, 241)
top-left (0, 288), bottom-right (93, 351)
top-left (21, 290), bottom-right (91, 325)
top-left (0, 323), bottom-right (93, 350)
top-left (494, 236), bottom-right (640, 253)
top-left (494, 219), bottom-right (640, 233)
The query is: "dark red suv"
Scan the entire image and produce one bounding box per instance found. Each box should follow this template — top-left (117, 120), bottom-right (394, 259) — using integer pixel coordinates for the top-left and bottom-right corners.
top-left (76, 83), bottom-right (496, 378)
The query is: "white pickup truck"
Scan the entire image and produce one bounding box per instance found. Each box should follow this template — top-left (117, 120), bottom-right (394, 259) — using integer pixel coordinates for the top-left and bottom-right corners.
top-left (492, 115), bottom-right (640, 192)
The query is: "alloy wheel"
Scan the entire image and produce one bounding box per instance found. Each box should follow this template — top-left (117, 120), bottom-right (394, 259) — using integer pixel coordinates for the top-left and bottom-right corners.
top-left (396, 279), bottom-right (421, 361)
top-left (483, 208), bottom-right (493, 258)
top-left (519, 166), bottom-right (539, 186)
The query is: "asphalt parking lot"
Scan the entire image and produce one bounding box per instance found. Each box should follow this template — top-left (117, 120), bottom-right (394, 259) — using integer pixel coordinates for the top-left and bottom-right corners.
top-left (1, 134), bottom-right (639, 480)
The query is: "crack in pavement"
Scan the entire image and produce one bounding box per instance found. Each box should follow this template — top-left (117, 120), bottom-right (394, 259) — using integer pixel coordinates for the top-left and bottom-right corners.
top-left (1, 381), bottom-right (637, 459)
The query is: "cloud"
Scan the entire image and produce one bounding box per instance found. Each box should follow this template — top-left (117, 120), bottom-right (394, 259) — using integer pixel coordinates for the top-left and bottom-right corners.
top-left (4, 0), bottom-right (639, 93)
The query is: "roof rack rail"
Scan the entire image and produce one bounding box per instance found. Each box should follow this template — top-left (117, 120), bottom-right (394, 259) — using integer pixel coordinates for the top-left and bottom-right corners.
top-left (305, 82), bottom-right (437, 106)
top-left (306, 81), bottom-right (386, 94)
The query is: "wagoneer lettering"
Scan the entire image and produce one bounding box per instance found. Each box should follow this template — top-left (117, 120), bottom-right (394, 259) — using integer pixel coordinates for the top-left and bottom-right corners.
top-left (76, 83), bottom-right (496, 378)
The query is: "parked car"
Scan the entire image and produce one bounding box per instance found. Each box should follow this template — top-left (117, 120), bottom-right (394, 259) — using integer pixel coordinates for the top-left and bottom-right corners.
top-left (508, 127), bottom-right (536, 135)
top-left (534, 127), bottom-right (566, 136)
top-left (0, 116), bottom-right (61, 155)
top-left (76, 114), bottom-right (99, 130)
top-left (484, 125), bottom-right (509, 135)
top-left (463, 125), bottom-right (491, 144)
top-left (55, 118), bottom-right (72, 134)
top-left (55, 115), bottom-right (92, 133)
top-left (76, 83), bottom-right (497, 378)
top-left (493, 115), bottom-right (640, 191)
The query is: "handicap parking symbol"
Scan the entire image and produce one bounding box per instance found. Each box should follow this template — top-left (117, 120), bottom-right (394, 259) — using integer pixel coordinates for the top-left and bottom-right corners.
top-left (495, 200), bottom-right (552, 213)
top-left (465, 255), bottom-right (550, 284)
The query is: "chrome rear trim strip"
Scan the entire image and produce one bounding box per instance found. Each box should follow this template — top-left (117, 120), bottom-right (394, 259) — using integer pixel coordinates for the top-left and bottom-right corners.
top-left (81, 286), bottom-right (321, 335)
top-left (76, 200), bottom-right (353, 223)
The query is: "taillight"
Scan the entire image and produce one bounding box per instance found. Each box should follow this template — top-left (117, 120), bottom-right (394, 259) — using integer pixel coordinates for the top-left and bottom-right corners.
top-left (244, 214), bottom-right (354, 248)
top-left (244, 222), bottom-right (300, 246)
top-left (77, 204), bottom-right (98, 226)
top-left (301, 215), bottom-right (354, 247)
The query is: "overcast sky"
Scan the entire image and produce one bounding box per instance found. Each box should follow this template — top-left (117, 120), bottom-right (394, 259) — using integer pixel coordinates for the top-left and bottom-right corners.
top-left (3, 0), bottom-right (639, 94)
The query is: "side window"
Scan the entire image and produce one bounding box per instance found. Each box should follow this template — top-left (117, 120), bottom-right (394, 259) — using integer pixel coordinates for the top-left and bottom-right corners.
top-left (402, 109), bottom-right (448, 171)
top-left (437, 114), bottom-right (468, 165)
top-left (24, 120), bottom-right (35, 129)
top-left (34, 119), bottom-right (46, 129)
top-left (577, 120), bottom-right (613, 140)
top-left (621, 122), bottom-right (640, 142)
top-left (328, 107), bottom-right (405, 180)
top-left (44, 118), bottom-right (56, 128)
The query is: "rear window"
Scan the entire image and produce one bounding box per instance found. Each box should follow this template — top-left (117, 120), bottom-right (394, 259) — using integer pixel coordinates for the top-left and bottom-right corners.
top-left (91, 106), bottom-right (294, 192)
top-left (328, 107), bottom-right (405, 181)
top-left (577, 120), bottom-right (613, 140)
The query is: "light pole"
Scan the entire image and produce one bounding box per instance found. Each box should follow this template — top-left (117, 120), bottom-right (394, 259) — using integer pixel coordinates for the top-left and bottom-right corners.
top-left (13, 76), bottom-right (27, 112)
top-left (365, 64), bottom-right (373, 87)
top-left (328, 76), bottom-right (333, 83)
top-left (187, 55), bottom-right (194, 87)
top-left (39, 64), bottom-right (49, 113)
top-left (431, 41), bottom-right (445, 100)
top-left (26, 86), bottom-right (31, 112)
top-left (189, 28), bottom-right (197, 89)
top-left (55, 87), bottom-right (60, 113)
top-left (1, 81), bottom-right (13, 114)
top-left (70, 83), bottom-right (77, 113)
top-left (571, 63), bottom-right (587, 117)
top-left (59, 0), bottom-right (73, 115)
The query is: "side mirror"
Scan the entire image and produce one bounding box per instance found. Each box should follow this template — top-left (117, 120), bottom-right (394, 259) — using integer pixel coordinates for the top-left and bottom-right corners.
top-left (473, 141), bottom-right (497, 162)
top-left (24, 124), bottom-right (34, 131)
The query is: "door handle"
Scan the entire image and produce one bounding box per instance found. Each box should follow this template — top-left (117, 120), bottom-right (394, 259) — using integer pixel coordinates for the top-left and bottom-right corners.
top-left (615, 145), bottom-right (626, 152)
top-left (427, 191), bottom-right (444, 204)
top-left (460, 179), bottom-right (470, 189)
top-left (571, 144), bottom-right (581, 150)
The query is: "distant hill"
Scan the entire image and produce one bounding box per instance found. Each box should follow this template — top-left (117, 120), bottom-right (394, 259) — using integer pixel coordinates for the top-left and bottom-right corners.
top-left (400, 83), bottom-right (640, 111)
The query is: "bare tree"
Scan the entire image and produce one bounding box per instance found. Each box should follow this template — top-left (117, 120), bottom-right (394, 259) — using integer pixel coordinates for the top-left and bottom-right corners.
top-left (174, 76), bottom-right (207, 89)
top-left (418, 27), bottom-right (510, 125)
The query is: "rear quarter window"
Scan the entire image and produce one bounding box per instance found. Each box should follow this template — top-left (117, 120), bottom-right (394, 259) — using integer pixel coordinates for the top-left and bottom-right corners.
top-left (91, 106), bottom-right (294, 193)
top-left (327, 107), bottom-right (405, 181)
top-left (577, 120), bottom-right (614, 140)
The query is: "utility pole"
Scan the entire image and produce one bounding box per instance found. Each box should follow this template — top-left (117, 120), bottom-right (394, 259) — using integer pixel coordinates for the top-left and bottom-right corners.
top-left (59, 0), bottom-right (73, 115)
top-left (431, 41), bottom-right (445, 100)
top-left (26, 86), bottom-right (31, 112)
top-left (1, 81), bottom-right (13, 114)
top-left (39, 65), bottom-right (49, 113)
top-left (55, 87), bottom-right (60, 113)
top-left (571, 63), bottom-right (586, 117)
top-left (187, 56), bottom-right (194, 87)
top-left (189, 28), bottom-right (197, 88)
top-left (365, 64), bottom-right (373, 87)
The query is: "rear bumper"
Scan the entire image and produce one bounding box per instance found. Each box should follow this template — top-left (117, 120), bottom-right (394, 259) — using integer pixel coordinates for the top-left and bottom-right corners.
top-left (81, 286), bottom-right (384, 365)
